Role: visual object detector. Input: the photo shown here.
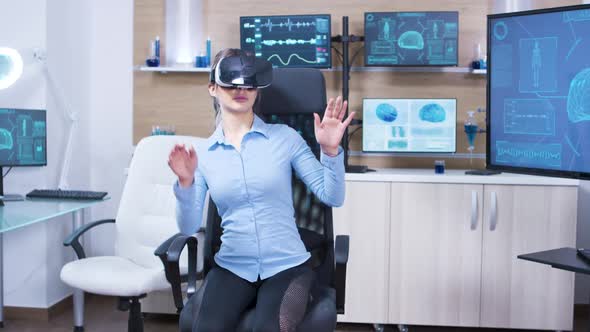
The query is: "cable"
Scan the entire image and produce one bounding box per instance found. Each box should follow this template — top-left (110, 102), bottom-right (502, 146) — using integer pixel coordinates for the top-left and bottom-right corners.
top-left (3, 167), bottom-right (13, 178)
top-left (347, 126), bottom-right (362, 141)
top-left (349, 45), bottom-right (365, 67)
top-left (331, 46), bottom-right (344, 64)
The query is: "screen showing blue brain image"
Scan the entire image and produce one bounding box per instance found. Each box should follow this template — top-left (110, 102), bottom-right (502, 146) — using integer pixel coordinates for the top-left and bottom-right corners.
top-left (240, 14), bottom-right (331, 68)
top-left (0, 109), bottom-right (46, 166)
top-left (488, 5), bottom-right (590, 176)
top-left (363, 99), bottom-right (456, 153)
top-left (364, 11), bottom-right (458, 66)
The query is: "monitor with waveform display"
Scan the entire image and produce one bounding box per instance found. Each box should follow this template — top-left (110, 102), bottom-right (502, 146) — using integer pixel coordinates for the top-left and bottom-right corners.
top-left (363, 98), bottom-right (456, 153)
top-left (364, 12), bottom-right (458, 66)
top-left (488, 4), bottom-right (590, 179)
top-left (240, 14), bottom-right (331, 68)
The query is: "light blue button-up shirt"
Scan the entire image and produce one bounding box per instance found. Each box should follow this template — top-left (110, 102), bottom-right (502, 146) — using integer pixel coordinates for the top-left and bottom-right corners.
top-left (174, 115), bottom-right (345, 282)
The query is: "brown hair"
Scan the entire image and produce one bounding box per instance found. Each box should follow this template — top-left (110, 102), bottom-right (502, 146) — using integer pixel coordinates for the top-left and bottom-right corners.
top-left (209, 48), bottom-right (262, 124)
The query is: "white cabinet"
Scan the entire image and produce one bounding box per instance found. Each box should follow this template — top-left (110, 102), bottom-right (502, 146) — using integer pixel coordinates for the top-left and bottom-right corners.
top-left (480, 185), bottom-right (576, 331)
top-left (335, 171), bottom-right (578, 330)
top-left (388, 183), bottom-right (483, 327)
top-left (334, 181), bottom-right (391, 323)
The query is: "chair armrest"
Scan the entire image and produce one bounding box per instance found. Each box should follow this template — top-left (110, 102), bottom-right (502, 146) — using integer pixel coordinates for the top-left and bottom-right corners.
top-left (154, 233), bottom-right (183, 259)
top-left (335, 235), bottom-right (349, 315)
top-left (63, 219), bottom-right (116, 259)
top-left (155, 228), bottom-right (204, 312)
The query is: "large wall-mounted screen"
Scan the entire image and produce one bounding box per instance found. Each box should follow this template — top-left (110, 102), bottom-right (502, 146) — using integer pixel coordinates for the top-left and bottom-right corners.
top-left (488, 4), bottom-right (590, 179)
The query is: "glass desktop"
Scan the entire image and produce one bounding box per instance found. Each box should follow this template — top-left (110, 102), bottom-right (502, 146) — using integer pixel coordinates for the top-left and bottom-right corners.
top-left (0, 198), bottom-right (107, 233)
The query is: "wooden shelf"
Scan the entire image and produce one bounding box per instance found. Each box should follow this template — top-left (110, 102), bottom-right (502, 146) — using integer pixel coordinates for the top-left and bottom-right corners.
top-left (137, 66), bottom-right (210, 73)
top-left (136, 65), bottom-right (486, 75)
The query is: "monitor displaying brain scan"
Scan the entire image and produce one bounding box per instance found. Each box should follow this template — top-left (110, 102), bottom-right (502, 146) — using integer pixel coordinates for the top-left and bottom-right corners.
top-left (364, 12), bottom-right (459, 66)
top-left (363, 98), bottom-right (456, 153)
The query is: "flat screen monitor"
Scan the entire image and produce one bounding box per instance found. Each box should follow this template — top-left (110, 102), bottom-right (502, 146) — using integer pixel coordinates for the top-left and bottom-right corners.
top-left (363, 98), bottom-right (457, 153)
top-left (487, 4), bottom-right (590, 179)
top-left (364, 11), bottom-right (459, 66)
top-left (240, 14), bottom-right (331, 68)
top-left (0, 108), bottom-right (47, 166)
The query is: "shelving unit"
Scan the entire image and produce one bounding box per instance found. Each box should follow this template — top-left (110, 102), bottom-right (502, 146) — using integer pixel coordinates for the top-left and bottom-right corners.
top-left (349, 151), bottom-right (486, 159)
top-left (332, 66), bottom-right (486, 74)
top-left (137, 66), bottom-right (210, 73)
top-left (136, 65), bottom-right (486, 75)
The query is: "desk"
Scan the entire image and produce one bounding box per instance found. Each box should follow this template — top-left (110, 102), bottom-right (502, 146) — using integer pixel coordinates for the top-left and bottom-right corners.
top-left (518, 248), bottom-right (587, 331)
top-left (0, 198), bottom-right (106, 327)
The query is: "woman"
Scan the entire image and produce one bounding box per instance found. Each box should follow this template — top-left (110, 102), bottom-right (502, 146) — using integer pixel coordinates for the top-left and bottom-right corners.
top-left (169, 48), bottom-right (354, 332)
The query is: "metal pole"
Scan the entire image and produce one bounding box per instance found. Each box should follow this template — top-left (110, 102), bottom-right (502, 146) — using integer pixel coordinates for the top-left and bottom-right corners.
top-left (341, 16), bottom-right (350, 170)
top-left (72, 210), bottom-right (85, 330)
top-left (0, 233), bottom-right (4, 327)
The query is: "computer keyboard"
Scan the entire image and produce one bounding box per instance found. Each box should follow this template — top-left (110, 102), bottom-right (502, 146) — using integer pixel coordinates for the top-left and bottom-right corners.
top-left (26, 189), bottom-right (108, 200)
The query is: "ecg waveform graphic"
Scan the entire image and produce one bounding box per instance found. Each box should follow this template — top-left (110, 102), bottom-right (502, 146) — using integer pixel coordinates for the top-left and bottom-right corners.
top-left (267, 53), bottom-right (318, 66)
top-left (495, 141), bottom-right (562, 167)
top-left (245, 38), bottom-right (317, 46)
top-left (243, 19), bottom-right (318, 32)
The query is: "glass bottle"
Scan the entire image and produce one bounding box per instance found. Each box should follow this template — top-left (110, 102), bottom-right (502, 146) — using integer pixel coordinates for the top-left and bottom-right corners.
top-left (464, 111), bottom-right (478, 165)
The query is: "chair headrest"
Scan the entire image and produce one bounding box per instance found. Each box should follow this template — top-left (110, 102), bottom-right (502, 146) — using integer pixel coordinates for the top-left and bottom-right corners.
top-left (259, 68), bottom-right (326, 115)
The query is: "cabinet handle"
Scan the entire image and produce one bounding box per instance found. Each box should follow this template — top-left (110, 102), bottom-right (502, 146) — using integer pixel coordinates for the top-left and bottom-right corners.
top-left (471, 190), bottom-right (478, 230)
top-left (490, 191), bottom-right (498, 231)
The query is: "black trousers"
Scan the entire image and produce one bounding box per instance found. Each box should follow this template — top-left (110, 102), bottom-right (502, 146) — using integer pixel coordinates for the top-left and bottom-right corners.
top-left (191, 262), bottom-right (315, 332)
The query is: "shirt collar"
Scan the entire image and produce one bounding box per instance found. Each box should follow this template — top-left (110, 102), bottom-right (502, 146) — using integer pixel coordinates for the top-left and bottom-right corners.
top-left (207, 114), bottom-right (270, 149)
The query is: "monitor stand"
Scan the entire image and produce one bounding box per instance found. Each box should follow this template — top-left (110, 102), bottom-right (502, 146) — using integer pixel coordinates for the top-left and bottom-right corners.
top-left (465, 169), bottom-right (501, 176)
top-left (0, 166), bottom-right (25, 205)
top-left (346, 164), bottom-right (370, 173)
top-left (1, 194), bottom-right (24, 201)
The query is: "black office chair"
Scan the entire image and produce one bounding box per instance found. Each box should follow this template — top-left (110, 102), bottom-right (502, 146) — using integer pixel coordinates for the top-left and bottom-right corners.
top-left (156, 68), bottom-right (350, 332)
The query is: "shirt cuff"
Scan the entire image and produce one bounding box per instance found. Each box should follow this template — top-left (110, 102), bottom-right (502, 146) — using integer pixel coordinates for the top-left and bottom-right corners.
top-left (173, 179), bottom-right (196, 203)
top-left (320, 146), bottom-right (344, 168)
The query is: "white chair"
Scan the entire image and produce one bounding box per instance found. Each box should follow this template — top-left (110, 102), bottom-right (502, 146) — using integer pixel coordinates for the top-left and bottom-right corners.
top-left (60, 135), bottom-right (206, 332)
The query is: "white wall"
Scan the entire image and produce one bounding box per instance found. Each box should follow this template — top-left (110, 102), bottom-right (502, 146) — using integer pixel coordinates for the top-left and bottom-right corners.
top-left (0, 0), bottom-right (53, 308)
top-left (45, 0), bottom-right (134, 306)
top-left (45, 0), bottom-right (94, 307)
top-left (574, 0), bottom-right (590, 306)
top-left (576, 181), bottom-right (590, 303)
top-left (86, 1), bottom-right (134, 257)
top-left (0, 0), bottom-right (133, 308)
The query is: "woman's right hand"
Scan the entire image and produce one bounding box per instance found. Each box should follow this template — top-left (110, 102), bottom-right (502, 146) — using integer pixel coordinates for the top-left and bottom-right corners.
top-left (168, 144), bottom-right (198, 188)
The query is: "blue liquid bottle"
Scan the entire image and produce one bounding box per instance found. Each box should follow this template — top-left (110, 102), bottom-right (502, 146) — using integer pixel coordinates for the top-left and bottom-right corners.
top-left (464, 111), bottom-right (478, 152)
top-left (464, 111), bottom-right (478, 167)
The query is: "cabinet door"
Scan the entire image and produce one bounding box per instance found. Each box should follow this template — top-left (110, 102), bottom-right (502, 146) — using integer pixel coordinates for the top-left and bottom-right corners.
top-left (334, 181), bottom-right (391, 323)
top-left (389, 183), bottom-right (483, 327)
top-left (480, 185), bottom-right (576, 330)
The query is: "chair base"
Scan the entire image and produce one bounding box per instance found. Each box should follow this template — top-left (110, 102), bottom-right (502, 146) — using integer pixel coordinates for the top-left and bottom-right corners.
top-left (73, 326), bottom-right (84, 332)
top-left (118, 295), bottom-right (147, 332)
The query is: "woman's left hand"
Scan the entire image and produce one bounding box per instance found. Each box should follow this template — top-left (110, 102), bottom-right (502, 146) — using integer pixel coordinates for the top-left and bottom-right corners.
top-left (314, 96), bottom-right (356, 156)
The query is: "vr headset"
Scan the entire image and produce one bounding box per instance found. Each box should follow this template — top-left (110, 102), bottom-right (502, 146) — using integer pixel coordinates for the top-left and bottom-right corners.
top-left (209, 54), bottom-right (273, 89)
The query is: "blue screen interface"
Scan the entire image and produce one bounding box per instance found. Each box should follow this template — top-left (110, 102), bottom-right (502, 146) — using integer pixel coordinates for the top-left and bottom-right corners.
top-left (0, 109), bottom-right (46, 166)
top-left (489, 7), bottom-right (590, 173)
top-left (363, 99), bottom-right (456, 153)
top-left (240, 14), bottom-right (331, 68)
top-left (364, 12), bottom-right (458, 66)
